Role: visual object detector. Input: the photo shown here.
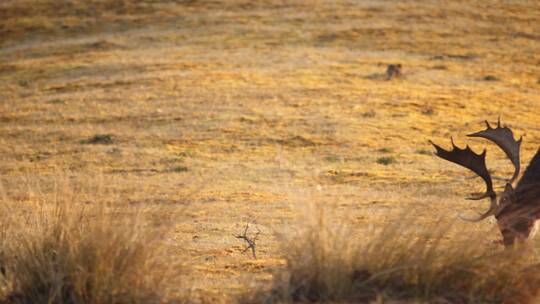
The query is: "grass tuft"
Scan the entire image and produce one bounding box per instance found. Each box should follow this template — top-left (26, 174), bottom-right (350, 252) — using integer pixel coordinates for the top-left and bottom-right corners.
top-left (81, 134), bottom-right (114, 145)
top-left (170, 166), bottom-right (189, 173)
top-left (361, 110), bottom-right (376, 118)
top-left (47, 98), bottom-right (65, 104)
top-left (482, 75), bottom-right (499, 81)
top-left (376, 156), bottom-right (395, 165)
top-left (0, 176), bottom-right (179, 304)
top-left (416, 149), bottom-right (432, 156)
top-left (254, 207), bottom-right (540, 303)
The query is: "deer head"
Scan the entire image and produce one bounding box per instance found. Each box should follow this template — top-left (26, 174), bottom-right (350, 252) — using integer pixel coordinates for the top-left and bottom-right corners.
top-left (431, 120), bottom-right (540, 245)
top-left (430, 119), bottom-right (522, 223)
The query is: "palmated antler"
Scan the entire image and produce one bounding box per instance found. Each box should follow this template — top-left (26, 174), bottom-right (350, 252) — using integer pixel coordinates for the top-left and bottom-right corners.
top-left (430, 139), bottom-right (498, 221)
top-left (468, 118), bottom-right (522, 184)
top-left (431, 139), bottom-right (495, 199)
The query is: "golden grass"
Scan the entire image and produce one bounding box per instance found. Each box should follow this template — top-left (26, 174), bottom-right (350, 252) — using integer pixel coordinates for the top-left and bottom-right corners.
top-left (253, 205), bottom-right (540, 303)
top-left (0, 0), bottom-right (539, 302)
top-left (0, 175), bottom-right (182, 303)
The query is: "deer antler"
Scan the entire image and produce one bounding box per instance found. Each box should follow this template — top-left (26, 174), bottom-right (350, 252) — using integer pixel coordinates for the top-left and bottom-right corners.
top-left (430, 139), bottom-right (499, 221)
top-left (430, 138), bottom-right (495, 199)
top-left (467, 118), bottom-right (522, 184)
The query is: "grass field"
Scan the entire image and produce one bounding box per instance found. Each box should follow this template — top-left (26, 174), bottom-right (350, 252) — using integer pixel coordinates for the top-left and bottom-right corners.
top-left (1, 0), bottom-right (540, 302)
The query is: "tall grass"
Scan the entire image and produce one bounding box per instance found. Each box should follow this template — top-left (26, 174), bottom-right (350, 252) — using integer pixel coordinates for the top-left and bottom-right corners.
top-left (257, 205), bottom-right (540, 303)
top-left (0, 175), bottom-right (179, 304)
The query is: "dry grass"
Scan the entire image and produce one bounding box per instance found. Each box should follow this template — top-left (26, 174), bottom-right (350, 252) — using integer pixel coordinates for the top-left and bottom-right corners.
top-left (0, 0), bottom-right (539, 302)
top-left (0, 175), bottom-right (182, 303)
top-left (254, 206), bottom-right (540, 303)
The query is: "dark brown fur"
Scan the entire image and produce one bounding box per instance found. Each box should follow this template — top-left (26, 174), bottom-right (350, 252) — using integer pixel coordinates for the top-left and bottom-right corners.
top-left (386, 64), bottom-right (402, 80)
top-left (497, 149), bottom-right (540, 246)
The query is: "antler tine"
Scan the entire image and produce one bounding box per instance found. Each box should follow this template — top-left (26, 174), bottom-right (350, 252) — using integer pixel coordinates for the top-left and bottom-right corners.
top-left (430, 139), bottom-right (499, 222)
top-left (467, 119), bottom-right (522, 184)
top-left (430, 140), bottom-right (496, 200)
top-left (459, 196), bottom-right (498, 222)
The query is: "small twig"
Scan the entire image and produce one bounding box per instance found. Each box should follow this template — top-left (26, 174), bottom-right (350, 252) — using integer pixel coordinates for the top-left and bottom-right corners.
top-left (234, 223), bottom-right (261, 258)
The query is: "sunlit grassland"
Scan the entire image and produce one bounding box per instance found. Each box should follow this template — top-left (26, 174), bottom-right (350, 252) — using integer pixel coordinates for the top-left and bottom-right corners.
top-left (0, 0), bottom-right (539, 302)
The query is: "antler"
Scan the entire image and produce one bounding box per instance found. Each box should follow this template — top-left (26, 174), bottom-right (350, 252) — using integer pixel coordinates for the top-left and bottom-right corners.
top-left (467, 118), bottom-right (522, 184)
top-left (430, 138), bottom-right (495, 199)
top-left (430, 139), bottom-right (499, 222)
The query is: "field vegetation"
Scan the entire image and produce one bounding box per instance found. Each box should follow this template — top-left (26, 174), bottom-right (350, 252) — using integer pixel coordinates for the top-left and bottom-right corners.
top-left (1, 0), bottom-right (539, 303)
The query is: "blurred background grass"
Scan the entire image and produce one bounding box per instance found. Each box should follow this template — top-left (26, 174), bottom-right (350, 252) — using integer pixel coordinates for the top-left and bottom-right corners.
top-left (0, 0), bottom-right (539, 302)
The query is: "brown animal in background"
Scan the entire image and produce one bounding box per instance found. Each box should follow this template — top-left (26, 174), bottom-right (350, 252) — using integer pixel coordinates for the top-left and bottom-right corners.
top-left (430, 119), bottom-right (540, 247)
top-left (386, 64), bottom-right (402, 80)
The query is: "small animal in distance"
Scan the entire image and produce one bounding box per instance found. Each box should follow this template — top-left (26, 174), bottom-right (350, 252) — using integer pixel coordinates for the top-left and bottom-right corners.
top-left (386, 64), bottom-right (402, 80)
